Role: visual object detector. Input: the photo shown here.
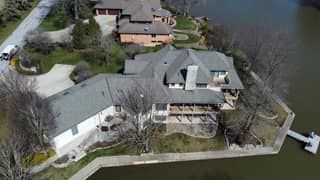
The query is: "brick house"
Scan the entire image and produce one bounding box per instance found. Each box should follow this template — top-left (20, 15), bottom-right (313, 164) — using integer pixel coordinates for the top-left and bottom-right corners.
top-left (94, 0), bottom-right (173, 46)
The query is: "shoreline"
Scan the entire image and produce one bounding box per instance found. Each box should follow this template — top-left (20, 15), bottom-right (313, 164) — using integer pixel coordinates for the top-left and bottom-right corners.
top-left (70, 71), bottom-right (295, 180)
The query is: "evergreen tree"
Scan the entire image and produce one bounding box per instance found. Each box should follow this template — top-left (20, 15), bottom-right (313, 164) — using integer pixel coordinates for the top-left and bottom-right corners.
top-left (4, 0), bottom-right (21, 21)
top-left (87, 16), bottom-right (102, 48)
top-left (72, 20), bottom-right (87, 49)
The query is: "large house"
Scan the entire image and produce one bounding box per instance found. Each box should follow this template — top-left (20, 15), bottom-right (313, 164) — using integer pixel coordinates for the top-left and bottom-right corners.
top-left (47, 46), bottom-right (243, 156)
top-left (94, 0), bottom-right (173, 46)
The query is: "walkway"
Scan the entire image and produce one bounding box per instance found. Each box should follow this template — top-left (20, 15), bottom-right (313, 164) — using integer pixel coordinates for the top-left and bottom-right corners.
top-left (44, 15), bottom-right (116, 43)
top-left (0, 0), bottom-right (55, 73)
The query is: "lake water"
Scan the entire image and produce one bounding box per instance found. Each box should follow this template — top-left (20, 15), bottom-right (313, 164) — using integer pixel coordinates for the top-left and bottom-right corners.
top-left (89, 1), bottom-right (320, 179)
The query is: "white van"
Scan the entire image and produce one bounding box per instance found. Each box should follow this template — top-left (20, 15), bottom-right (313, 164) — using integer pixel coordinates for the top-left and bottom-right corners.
top-left (0, 45), bottom-right (20, 61)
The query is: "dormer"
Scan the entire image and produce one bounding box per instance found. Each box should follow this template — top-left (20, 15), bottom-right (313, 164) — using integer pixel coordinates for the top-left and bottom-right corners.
top-left (212, 71), bottom-right (230, 86)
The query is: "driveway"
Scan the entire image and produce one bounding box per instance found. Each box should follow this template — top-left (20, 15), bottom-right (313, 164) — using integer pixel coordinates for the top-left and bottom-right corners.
top-left (0, 0), bottom-right (55, 73)
top-left (28, 64), bottom-right (75, 97)
top-left (45, 15), bottom-right (116, 43)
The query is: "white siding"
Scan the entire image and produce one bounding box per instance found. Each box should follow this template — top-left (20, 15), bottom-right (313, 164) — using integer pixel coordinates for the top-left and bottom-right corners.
top-left (52, 106), bottom-right (114, 156)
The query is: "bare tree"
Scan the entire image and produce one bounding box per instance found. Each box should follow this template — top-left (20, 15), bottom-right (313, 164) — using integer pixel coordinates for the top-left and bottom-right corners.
top-left (235, 26), bottom-right (293, 96)
top-left (163, 0), bottom-right (207, 15)
top-left (8, 92), bottom-right (55, 152)
top-left (0, 69), bottom-right (36, 99)
top-left (116, 81), bottom-right (160, 153)
top-left (206, 24), bottom-right (235, 53)
top-left (0, 70), bottom-right (55, 152)
top-left (222, 27), bottom-right (294, 145)
top-left (0, 133), bottom-right (31, 180)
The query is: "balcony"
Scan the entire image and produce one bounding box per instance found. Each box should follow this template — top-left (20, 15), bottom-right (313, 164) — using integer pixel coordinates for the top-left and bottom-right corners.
top-left (169, 104), bottom-right (219, 115)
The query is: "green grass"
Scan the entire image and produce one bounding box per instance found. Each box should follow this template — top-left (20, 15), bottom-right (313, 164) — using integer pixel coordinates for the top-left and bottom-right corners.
top-left (34, 143), bottom-right (136, 180)
top-left (30, 47), bottom-right (124, 75)
top-left (0, 0), bottom-right (4, 10)
top-left (39, 14), bottom-right (63, 31)
top-left (251, 116), bottom-right (281, 146)
top-left (174, 15), bottom-right (196, 30)
top-left (0, 102), bottom-right (8, 138)
top-left (0, 0), bottom-right (41, 44)
top-left (173, 33), bottom-right (201, 44)
top-left (152, 131), bottom-right (227, 153)
top-left (39, 11), bottom-right (67, 31)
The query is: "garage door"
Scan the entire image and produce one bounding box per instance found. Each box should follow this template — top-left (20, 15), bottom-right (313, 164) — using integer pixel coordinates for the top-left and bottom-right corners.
top-left (108, 9), bottom-right (120, 15)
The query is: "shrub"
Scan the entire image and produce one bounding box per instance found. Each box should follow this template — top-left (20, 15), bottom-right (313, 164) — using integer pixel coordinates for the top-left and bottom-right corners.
top-left (123, 44), bottom-right (145, 58)
top-left (73, 61), bottom-right (92, 83)
top-left (26, 31), bottom-right (55, 55)
top-left (71, 20), bottom-right (88, 49)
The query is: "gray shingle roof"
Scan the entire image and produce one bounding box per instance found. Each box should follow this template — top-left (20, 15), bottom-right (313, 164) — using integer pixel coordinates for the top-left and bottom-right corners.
top-left (94, 0), bottom-right (123, 9)
top-left (47, 74), bottom-right (114, 137)
top-left (125, 45), bottom-right (244, 90)
top-left (167, 88), bottom-right (225, 104)
top-left (47, 46), bottom-right (243, 138)
top-left (118, 19), bottom-right (172, 34)
top-left (95, 0), bottom-right (166, 19)
top-left (165, 49), bottom-right (212, 84)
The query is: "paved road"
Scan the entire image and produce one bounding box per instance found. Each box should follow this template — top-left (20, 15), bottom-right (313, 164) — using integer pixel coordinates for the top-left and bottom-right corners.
top-left (0, 0), bottom-right (55, 73)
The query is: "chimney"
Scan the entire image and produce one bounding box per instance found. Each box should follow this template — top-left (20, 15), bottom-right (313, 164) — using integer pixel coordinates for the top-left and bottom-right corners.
top-left (185, 65), bottom-right (199, 91)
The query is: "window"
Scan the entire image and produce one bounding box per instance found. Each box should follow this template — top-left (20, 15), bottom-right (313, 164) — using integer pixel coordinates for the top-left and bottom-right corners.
top-left (156, 104), bottom-right (167, 111)
top-left (196, 83), bottom-right (207, 88)
top-left (71, 126), bottom-right (79, 136)
top-left (115, 105), bottom-right (122, 112)
top-left (152, 34), bottom-right (156, 38)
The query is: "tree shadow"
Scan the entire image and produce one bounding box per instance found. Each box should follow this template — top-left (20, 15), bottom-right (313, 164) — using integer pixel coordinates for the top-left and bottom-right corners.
top-left (289, 0), bottom-right (320, 9)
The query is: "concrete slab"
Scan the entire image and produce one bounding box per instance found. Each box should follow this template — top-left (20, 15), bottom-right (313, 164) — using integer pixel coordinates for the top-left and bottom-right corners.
top-left (28, 64), bottom-right (75, 97)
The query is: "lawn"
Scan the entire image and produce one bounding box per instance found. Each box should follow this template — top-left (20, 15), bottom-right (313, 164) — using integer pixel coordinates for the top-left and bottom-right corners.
top-left (174, 15), bottom-right (197, 30)
top-left (0, 0), bottom-right (4, 10)
top-left (34, 143), bottom-right (136, 180)
top-left (30, 47), bottom-right (124, 75)
top-left (0, 0), bottom-right (41, 43)
top-left (39, 10), bottom-right (67, 31)
top-left (251, 102), bottom-right (288, 146)
top-left (0, 102), bottom-right (8, 138)
top-left (173, 33), bottom-right (201, 44)
top-left (152, 131), bottom-right (227, 153)
top-left (251, 116), bottom-right (281, 146)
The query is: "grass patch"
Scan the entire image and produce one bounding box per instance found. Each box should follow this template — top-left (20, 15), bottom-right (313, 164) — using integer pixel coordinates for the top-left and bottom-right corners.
top-left (27, 149), bottom-right (56, 167)
top-left (39, 11), bottom-right (67, 31)
top-left (0, 0), bottom-right (4, 10)
top-left (251, 116), bottom-right (281, 146)
top-left (173, 33), bottom-right (201, 44)
top-left (0, 0), bottom-right (41, 44)
top-left (34, 143), bottom-right (136, 180)
top-left (152, 131), bottom-right (227, 153)
top-left (39, 14), bottom-right (64, 31)
top-left (30, 47), bottom-right (124, 75)
top-left (0, 102), bottom-right (8, 139)
top-left (174, 15), bottom-right (196, 30)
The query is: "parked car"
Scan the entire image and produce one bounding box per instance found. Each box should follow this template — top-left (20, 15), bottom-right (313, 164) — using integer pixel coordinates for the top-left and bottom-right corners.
top-left (0, 45), bottom-right (20, 61)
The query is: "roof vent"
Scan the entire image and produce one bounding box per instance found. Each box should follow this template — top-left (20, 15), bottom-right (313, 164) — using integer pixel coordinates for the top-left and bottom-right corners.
top-left (80, 83), bottom-right (87, 88)
top-left (63, 91), bottom-right (70, 96)
top-left (144, 27), bottom-right (149, 31)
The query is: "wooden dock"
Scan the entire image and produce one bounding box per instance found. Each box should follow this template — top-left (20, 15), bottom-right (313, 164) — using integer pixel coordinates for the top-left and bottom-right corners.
top-left (287, 130), bottom-right (320, 154)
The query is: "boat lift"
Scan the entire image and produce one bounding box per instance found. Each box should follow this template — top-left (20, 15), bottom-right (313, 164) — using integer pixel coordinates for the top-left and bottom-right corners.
top-left (287, 130), bottom-right (320, 154)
